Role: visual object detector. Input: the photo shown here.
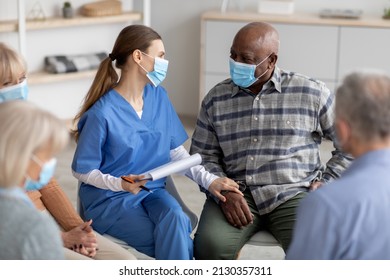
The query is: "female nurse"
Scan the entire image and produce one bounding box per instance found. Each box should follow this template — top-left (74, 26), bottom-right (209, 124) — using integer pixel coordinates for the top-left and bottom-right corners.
top-left (71, 25), bottom-right (242, 260)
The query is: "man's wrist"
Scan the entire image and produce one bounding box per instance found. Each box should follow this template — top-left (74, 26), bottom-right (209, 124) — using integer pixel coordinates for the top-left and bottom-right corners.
top-left (221, 190), bottom-right (230, 196)
top-left (221, 181), bottom-right (247, 196)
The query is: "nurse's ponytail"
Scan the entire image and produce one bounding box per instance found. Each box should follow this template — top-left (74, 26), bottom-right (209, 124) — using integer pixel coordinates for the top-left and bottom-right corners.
top-left (72, 25), bottom-right (161, 141)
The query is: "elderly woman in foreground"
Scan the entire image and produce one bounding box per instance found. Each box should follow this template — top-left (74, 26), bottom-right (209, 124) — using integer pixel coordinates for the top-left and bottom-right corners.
top-left (0, 100), bottom-right (69, 259)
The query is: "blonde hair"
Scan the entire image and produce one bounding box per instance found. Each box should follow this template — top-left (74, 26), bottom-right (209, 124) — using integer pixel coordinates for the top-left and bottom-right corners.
top-left (72, 25), bottom-right (162, 140)
top-left (0, 43), bottom-right (26, 86)
top-left (0, 100), bottom-right (69, 187)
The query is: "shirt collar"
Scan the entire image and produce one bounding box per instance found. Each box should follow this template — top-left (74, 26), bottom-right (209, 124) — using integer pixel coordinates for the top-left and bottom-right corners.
top-left (344, 148), bottom-right (390, 176)
top-left (269, 65), bottom-right (282, 93)
top-left (0, 187), bottom-right (34, 208)
top-left (230, 82), bottom-right (241, 97)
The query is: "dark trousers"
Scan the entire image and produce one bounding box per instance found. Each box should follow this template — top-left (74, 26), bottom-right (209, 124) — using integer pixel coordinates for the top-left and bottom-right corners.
top-left (193, 189), bottom-right (307, 260)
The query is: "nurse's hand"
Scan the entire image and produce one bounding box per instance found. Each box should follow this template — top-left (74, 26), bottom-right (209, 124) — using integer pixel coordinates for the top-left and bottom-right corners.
top-left (121, 175), bottom-right (148, 194)
top-left (208, 177), bottom-right (243, 203)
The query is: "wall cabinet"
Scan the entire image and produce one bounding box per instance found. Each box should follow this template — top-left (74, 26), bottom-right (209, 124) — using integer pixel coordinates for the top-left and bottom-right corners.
top-left (338, 27), bottom-right (390, 80)
top-left (200, 11), bottom-right (390, 107)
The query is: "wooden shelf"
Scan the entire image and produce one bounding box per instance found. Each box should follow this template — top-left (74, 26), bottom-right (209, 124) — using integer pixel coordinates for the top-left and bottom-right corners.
top-left (0, 20), bottom-right (16, 32)
top-left (202, 10), bottom-right (390, 28)
top-left (28, 70), bottom-right (97, 85)
top-left (0, 11), bottom-right (142, 33)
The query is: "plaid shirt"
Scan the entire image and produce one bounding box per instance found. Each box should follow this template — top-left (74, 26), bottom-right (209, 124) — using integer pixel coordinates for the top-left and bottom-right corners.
top-left (190, 66), bottom-right (352, 215)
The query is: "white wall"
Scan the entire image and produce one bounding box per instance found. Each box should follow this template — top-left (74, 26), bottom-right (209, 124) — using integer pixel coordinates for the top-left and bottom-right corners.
top-left (1, 0), bottom-right (389, 119)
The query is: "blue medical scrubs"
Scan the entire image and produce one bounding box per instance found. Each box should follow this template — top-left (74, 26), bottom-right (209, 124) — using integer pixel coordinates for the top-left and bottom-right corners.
top-left (71, 85), bottom-right (192, 259)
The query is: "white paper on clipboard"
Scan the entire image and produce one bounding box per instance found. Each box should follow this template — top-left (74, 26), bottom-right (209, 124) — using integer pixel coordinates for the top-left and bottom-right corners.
top-left (141, 153), bottom-right (202, 181)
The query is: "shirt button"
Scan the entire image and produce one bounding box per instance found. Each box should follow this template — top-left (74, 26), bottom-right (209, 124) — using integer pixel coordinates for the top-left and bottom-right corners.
top-left (253, 138), bottom-right (258, 142)
top-left (248, 176), bottom-right (253, 180)
top-left (286, 120), bottom-right (291, 125)
top-left (254, 117), bottom-right (258, 121)
top-left (255, 97), bottom-right (260, 101)
top-left (250, 156), bottom-right (254, 161)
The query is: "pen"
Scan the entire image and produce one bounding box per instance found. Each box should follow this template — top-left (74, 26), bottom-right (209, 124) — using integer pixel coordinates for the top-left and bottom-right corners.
top-left (121, 176), bottom-right (153, 193)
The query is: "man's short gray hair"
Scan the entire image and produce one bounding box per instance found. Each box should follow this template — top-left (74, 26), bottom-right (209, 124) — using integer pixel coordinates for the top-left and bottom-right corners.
top-left (336, 70), bottom-right (390, 142)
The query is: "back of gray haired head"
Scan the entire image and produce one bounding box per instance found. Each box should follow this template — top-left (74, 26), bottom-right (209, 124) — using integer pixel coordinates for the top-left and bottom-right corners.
top-left (336, 70), bottom-right (390, 142)
top-left (0, 100), bottom-right (69, 187)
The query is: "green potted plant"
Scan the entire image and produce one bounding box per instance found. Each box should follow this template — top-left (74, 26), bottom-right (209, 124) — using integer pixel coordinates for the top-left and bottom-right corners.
top-left (384, 7), bottom-right (390, 19)
top-left (62, 2), bottom-right (74, 18)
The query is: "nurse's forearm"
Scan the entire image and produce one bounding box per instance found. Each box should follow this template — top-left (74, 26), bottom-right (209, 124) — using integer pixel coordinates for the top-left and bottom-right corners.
top-left (170, 145), bottom-right (218, 190)
top-left (72, 169), bottom-right (123, 192)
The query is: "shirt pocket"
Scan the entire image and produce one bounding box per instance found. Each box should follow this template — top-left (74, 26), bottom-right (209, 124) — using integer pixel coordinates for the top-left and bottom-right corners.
top-left (265, 117), bottom-right (315, 153)
top-left (214, 118), bottom-right (250, 157)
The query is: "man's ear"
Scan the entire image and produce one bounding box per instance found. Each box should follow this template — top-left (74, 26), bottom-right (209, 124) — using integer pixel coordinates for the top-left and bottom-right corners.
top-left (335, 117), bottom-right (351, 150)
top-left (269, 53), bottom-right (278, 67)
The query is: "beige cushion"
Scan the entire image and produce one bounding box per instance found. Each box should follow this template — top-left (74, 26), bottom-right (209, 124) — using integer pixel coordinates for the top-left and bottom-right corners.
top-left (246, 231), bottom-right (281, 247)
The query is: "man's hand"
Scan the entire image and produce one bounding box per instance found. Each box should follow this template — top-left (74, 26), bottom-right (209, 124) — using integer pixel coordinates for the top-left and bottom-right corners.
top-left (309, 181), bottom-right (323, 191)
top-left (220, 191), bottom-right (253, 228)
top-left (208, 177), bottom-right (243, 202)
top-left (62, 219), bottom-right (98, 258)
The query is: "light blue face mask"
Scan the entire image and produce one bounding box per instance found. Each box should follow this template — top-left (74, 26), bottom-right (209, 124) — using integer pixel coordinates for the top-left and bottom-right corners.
top-left (140, 52), bottom-right (169, 87)
top-left (229, 54), bottom-right (271, 88)
top-left (0, 80), bottom-right (29, 102)
top-left (24, 156), bottom-right (57, 191)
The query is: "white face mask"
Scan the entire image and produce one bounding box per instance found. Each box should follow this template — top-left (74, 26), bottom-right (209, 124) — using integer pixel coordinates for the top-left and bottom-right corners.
top-left (0, 80), bottom-right (29, 102)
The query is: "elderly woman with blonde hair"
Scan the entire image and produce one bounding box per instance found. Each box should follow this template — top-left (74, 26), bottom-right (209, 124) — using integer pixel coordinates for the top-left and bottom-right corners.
top-left (0, 100), bottom-right (69, 259)
top-left (0, 43), bottom-right (27, 101)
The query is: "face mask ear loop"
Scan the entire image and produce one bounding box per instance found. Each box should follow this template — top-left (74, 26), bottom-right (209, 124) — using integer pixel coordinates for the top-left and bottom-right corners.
top-left (138, 62), bottom-right (149, 74)
top-left (31, 154), bottom-right (43, 167)
top-left (141, 51), bottom-right (154, 59)
top-left (137, 52), bottom-right (154, 75)
top-left (25, 155), bottom-right (41, 188)
top-left (256, 68), bottom-right (269, 80)
top-left (252, 53), bottom-right (272, 83)
top-left (255, 53), bottom-right (272, 68)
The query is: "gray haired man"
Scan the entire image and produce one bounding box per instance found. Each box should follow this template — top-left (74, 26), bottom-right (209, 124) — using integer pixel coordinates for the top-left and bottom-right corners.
top-left (287, 70), bottom-right (390, 259)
